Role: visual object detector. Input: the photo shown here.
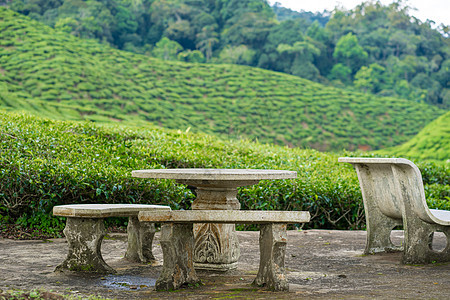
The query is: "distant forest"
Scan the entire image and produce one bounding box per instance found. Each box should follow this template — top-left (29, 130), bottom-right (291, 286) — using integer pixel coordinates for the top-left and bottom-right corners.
top-left (6, 0), bottom-right (450, 108)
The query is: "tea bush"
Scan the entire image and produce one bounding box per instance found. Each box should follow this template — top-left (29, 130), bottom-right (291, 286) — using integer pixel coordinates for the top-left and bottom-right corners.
top-left (381, 111), bottom-right (450, 162)
top-left (0, 8), bottom-right (444, 152)
top-left (1, 111), bottom-right (448, 234)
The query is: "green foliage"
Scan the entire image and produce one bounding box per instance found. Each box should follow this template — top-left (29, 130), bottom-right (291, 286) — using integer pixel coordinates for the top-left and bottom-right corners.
top-left (333, 33), bottom-right (368, 74)
top-left (380, 111), bottom-right (450, 162)
top-left (325, 2), bottom-right (449, 107)
top-left (6, 0), bottom-right (449, 108)
top-left (0, 111), bottom-right (448, 233)
top-left (328, 63), bottom-right (352, 85)
top-left (178, 50), bottom-right (205, 63)
top-left (196, 25), bottom-right (219, 62)
top-left (276, 40), bottom-right (321, 80)
top-left (354, 63), bottom-right (386, 93)
top-left (15, 213), bottom-right (65, 236)
top-left (272, 3), bottom-right (330, 25)
top-left (217, 45), bottom-right (256, 65)
top-left (0, 7), bottom-right (444, 153)
top-left (152, 37), bottom-right (184, 61)
top-left (55, 17), bottom-right (78, 34)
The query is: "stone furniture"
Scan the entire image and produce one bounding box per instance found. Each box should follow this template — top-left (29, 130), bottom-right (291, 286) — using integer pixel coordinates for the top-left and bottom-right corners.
top-left (138, 209), bottom-right (310, 291)
top-left (339, 157), bottom-right (450, 264)
top-left (132, 168), bottom-right (297, 271)
top-left (53, 204), bottom-right (170, 273)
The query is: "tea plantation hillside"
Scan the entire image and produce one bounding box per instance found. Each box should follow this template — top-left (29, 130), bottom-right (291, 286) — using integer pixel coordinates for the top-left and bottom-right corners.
top-left (0, 8), bottom-right (444, 152)
top-left (381, 111), bottom-right (450, 162)
top-left (1, 111), bottom-right (449, 235)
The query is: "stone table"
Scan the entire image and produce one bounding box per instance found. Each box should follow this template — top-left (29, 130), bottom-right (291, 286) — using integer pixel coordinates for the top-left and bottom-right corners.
top-left (131, 168), bottom-right (297, 271)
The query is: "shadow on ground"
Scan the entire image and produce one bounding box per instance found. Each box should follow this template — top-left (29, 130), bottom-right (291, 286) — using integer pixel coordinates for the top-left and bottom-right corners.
top-left (0, 230), bottom-right (449, 299)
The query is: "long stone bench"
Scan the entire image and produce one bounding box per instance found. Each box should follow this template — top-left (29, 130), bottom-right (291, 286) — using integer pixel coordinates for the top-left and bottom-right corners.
top-left (53, 204), bottom-right (171, 273)
top-left (339, 157), bottom-right (450, 264)
top-left (138, 210), bottom-right (310, 291)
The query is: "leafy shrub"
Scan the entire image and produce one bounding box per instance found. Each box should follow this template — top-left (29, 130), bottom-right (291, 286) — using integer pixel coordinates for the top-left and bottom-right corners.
top-left (1, 112), bottom-right (448, 234)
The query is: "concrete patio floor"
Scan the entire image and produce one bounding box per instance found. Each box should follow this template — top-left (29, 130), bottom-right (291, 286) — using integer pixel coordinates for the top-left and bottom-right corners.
top-left (0, 229), bottom-right (449, 299)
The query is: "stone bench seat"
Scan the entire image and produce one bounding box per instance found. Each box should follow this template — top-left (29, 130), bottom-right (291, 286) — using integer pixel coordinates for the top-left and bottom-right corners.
top-left (53, 204), bottom-right (171, 273)
top-left (430, 209), bottom-right (450, 222)
top-left (339, 157), bottom-right (450, 264)
top-left (138, 209), bottom-right (310, 292)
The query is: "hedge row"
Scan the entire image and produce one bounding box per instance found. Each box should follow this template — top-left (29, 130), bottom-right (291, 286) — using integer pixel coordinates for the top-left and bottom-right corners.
top-left (1, 111), bottom-right (448, 235)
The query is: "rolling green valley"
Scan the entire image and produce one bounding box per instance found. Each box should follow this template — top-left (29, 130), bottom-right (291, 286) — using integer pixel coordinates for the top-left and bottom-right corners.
top-left (0, 7), bottom-right (445, 152)
top-left (7, 0), bottom-right (450, 109)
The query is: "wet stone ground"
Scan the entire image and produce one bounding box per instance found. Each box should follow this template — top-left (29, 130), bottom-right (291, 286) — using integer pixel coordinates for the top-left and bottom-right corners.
top-left (0, 230), bottom-right (449, 299)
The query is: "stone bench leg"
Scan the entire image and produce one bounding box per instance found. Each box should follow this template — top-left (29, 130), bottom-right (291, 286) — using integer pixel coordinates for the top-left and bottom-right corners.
top-left (125, 216), bottom-right (156, 263)
top-left (156, 223), bottom-right (200, 291)
top-left (355, 166), bottom-right (404, 254)
top-left (364, 206), bottom-right (403, 254)
top-left (55, 217), bottom-right (115, 274)
top-left (402, 221), bottom-right (450, 264)
top-left (253, 224), bottom-right (288, 291)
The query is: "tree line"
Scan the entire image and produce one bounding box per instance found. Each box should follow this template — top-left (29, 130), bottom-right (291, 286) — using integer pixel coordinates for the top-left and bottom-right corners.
top-left (7, 0), bottom-right (450, 108)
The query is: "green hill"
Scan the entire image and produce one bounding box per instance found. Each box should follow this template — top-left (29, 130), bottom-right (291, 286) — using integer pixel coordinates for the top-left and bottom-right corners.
top-left (1, 111), bottom-right (448, 234)
top-left (381, 111), bottom-right (450, 162)
top-left (0, 8), bottom-right (444, 152)
top-left (7, 1), bottom-right (449, 108)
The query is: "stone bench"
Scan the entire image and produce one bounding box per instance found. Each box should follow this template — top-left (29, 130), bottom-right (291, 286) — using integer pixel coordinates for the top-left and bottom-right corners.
top-left (138, 210), bottom-right (310, 291)
top-left (53, 204), bottom-right (171, 273)
top-left (339, 157), bottom-right (450, 264)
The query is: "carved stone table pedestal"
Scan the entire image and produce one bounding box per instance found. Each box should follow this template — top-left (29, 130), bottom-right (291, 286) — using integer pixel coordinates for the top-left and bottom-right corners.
top-left (186, 181), bottom-right (254, 271)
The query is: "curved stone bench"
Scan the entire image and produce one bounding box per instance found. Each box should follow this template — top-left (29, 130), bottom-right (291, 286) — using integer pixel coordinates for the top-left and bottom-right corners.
top-left (138, 210), bottom-right (310, 291)
top-left (339, 157), bottom-right (450, 264)
top-left (53, 204), bottom-right (171, 273)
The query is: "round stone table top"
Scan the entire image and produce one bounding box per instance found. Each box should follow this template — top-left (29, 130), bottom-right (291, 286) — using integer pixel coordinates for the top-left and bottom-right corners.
top-left (131, 168), bottom-right (297, 181)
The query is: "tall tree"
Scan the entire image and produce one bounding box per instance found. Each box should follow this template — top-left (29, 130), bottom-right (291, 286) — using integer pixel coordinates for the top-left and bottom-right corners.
top-left (277, 40), bottom-right (321, 80)
top-left (354, 63), bottom-right (386, 93)
top-left (196, 25), bottom-right (219, 61)
top-left (151, 37), bottom-right (183, 60)
top-left (333, 33), bottom-right (368, 74)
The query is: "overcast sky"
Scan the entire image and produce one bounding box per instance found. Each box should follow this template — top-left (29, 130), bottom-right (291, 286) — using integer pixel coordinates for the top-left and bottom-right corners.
top-left (268, 0), bottom-right (449, 26)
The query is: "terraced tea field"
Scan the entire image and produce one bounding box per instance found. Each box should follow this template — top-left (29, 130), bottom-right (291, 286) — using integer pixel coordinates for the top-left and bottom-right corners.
top-left (0, 8), bottom-right (444, 151)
